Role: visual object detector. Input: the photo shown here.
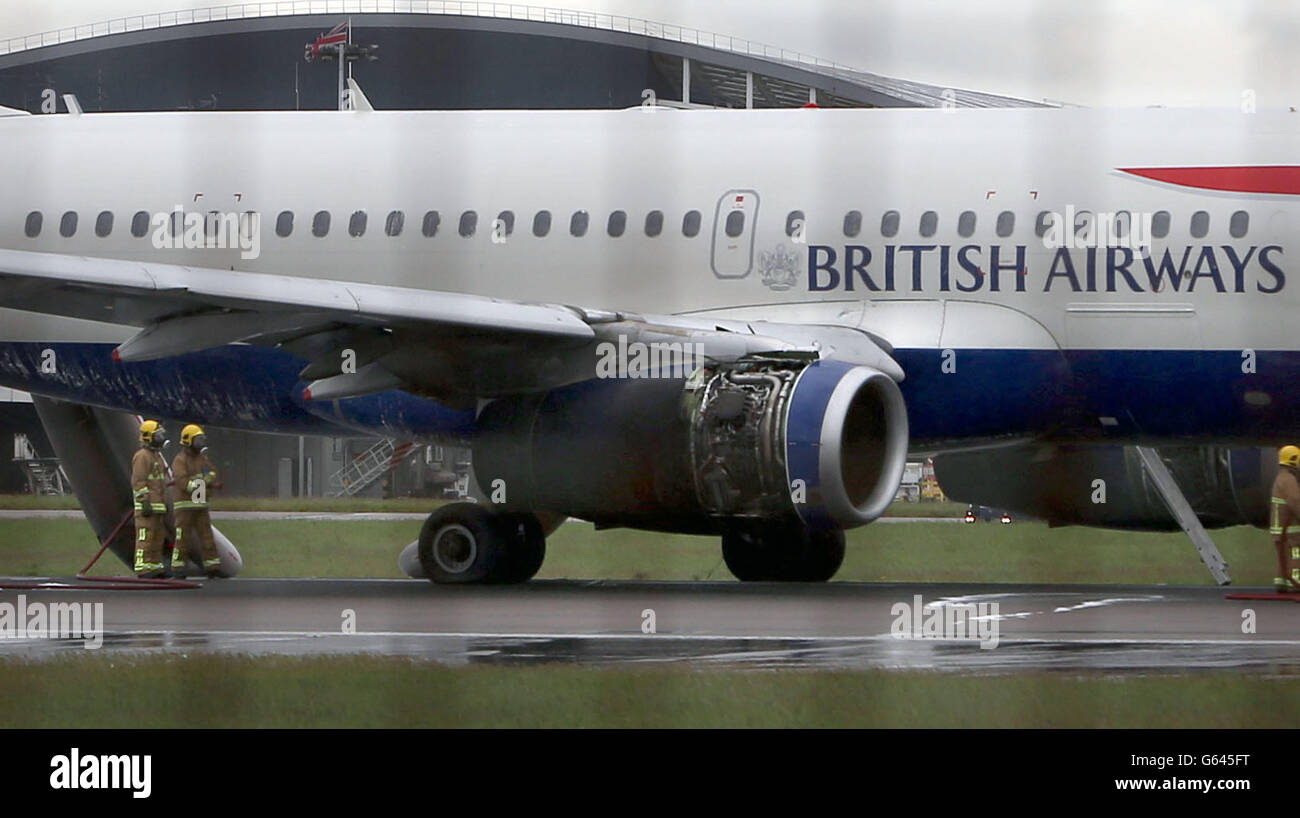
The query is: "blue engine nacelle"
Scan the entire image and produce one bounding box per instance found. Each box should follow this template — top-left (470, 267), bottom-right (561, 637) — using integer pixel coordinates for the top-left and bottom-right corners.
top-left (473, 357), bottom-right (909, 534)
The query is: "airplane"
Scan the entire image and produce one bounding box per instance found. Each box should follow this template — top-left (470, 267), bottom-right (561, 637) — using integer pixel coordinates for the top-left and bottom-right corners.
top-left (0, 96), bottom-right (1296, 584)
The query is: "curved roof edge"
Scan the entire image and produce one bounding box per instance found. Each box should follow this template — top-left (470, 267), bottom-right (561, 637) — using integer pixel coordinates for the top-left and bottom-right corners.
top-left (0, 2), bottom-right (1053, 109)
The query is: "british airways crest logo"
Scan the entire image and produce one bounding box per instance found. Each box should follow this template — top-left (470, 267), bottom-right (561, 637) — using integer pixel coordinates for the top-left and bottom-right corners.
top-left (758, 244), bottom-right (801, 291)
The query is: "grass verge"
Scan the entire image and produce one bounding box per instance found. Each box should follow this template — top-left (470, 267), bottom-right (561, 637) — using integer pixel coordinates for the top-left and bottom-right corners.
top-left (0, 653), bottom-right (1294, 728)
top-left (0, 493), bottom-right (443, 513)
top-left (0, 517), bottom-right (1282, 585)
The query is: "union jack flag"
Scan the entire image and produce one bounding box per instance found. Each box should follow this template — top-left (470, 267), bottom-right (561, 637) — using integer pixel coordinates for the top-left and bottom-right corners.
top-left (319, 20), bottom-right (350, 46)
top-left (308, 19), bottom-right (350, 58)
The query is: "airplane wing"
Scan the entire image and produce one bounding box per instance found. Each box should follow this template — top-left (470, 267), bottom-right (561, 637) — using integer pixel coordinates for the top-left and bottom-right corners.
top-left (0, 248), bottom-right (900, 404)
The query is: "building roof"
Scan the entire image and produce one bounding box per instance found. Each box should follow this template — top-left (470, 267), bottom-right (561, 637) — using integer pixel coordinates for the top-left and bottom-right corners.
top-left (0, 2), bottom-right (1052, 109)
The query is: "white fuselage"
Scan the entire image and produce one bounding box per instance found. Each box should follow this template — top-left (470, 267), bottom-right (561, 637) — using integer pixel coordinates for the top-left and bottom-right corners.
top-left (2, 106), bottom-right (1297, 355)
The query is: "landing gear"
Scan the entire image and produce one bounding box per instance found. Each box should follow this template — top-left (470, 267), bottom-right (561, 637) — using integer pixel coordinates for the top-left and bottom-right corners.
top-left (721, 524), bottom-right (846, 582)
top-left (417, 503), bottom-right (547, 584)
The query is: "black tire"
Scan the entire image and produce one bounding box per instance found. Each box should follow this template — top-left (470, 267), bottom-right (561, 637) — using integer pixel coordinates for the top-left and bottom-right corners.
top-left (722, 525), bottom-right (845, 582)
top-left (418, 503), bottom-right (511, 584)
top-left (799, 529), bottom-right (846, 582)
top-left (497, 512), bottom-right (547, 583)
top-left (721, 529), bottom-right (776, 581)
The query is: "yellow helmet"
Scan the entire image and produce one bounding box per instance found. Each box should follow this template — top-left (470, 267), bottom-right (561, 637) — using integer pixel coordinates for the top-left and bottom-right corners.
top-left (181, 424), bottom-right (206, 448)
top-left (1280, 445), bottom-right (1300, 468)
top-left (139, 419), bottom-right (166, 448)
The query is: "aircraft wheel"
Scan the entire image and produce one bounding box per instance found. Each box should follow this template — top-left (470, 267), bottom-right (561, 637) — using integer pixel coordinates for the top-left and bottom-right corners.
top-left (497, 511), bottom-right (547, 583)
top-left (418, 503), bottom-right (508, 584)
top-left (722, 525), bottom-right (845, 582)
top-left (417, 503), bottom-right (547, 584)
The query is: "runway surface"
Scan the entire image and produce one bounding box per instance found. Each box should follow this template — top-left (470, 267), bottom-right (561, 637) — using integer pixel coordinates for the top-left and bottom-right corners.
top-left (0, 577), bottom-right (1296, 673)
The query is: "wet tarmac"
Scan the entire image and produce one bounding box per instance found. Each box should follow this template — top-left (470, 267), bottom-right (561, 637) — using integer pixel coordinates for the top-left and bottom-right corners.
top-left (0, 577), bottom-right (1296, 673)
top-left (0, 511), bottom-right (960, 523)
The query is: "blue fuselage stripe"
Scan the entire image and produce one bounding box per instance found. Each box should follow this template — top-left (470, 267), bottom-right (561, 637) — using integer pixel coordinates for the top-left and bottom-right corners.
top-left (0, 342), bottom-right (1295, 444)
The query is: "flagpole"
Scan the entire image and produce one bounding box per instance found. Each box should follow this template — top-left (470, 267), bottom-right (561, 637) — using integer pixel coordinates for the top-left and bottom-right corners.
top-left (347, 16), bottom-right (353, 85)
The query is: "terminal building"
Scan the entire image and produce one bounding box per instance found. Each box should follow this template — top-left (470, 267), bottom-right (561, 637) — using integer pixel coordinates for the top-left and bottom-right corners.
top-left (0, 3), bottom-right (1047, 499)
top-left (0, 5), bottom-right (1046, 113)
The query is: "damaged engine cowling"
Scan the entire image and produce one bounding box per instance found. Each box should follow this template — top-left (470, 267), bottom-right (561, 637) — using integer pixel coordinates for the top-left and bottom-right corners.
top-left (473, 356), bottom-right (909, 534)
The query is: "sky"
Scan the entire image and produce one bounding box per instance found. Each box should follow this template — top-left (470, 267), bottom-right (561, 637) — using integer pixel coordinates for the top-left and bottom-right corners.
top-left (1, 0), bottom-right (1297, 107)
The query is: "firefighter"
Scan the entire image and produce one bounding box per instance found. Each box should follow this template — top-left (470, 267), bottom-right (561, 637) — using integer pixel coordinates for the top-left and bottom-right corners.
top-left (131, 420), bottom-right (170, 578)
top-left (1269, 445), bottom-right (1300, 593)
top-left (171, 424), bottom-right (224, 578)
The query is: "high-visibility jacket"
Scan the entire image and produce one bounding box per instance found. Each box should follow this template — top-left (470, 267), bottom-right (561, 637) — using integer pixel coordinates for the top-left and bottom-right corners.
top-left (172, 448), bottom-right (218, 510)
top-left (1269, 468), bottom-right (1300, 537)
top-left (131, 447), bottom-right (169, 515)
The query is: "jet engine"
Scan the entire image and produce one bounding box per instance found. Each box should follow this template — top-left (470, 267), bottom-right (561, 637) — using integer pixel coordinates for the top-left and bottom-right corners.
top-left (473, 356), bottom-right (909, 534)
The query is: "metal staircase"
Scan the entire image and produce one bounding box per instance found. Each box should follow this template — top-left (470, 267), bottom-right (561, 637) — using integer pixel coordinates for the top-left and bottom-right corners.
top-left (327, 439), bottom-right (416, 498)
top-left (12, 433), bottom-right (69, 495)
top-left (20, 459), bottom-right (68, 495)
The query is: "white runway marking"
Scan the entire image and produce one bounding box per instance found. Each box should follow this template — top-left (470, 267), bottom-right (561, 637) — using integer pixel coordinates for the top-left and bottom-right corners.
top-left (5, 628), bottom-right (1293, 647)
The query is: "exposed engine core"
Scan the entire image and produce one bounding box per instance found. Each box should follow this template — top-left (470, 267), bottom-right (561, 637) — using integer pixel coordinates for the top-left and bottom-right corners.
top-left (474, 356), bottom-right (909, 533)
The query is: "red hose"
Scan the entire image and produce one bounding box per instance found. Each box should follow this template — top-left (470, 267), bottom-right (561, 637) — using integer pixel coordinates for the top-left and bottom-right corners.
top-left (0, 509), bottom-right (199, 591)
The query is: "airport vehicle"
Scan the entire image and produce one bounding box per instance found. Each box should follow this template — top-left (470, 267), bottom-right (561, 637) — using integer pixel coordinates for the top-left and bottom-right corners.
top-left (963, 505), bottom-right (1011, 524)
top-left (0, 100), bottom-right (1294, 583)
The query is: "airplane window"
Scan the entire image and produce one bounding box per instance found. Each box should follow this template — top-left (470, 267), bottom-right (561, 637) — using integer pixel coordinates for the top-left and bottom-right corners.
top-left (24, 211), bottom-right (41, 238)
top-left (1230, 210), bottom-right (1249, 238)
top-left (608, 210), bottom-right (627, 237)
top-left (919, 210), bottom-right (938, 238)
top-left (843, 210), bottom-right (862, 238)
top-left (94, 211), bottom-right (113, 238)
top-left (645, 210), bottom-right (663, 237)
top-left (570, 210), bottom-right (589, 237)
top-left (205, 211), bottom-right (222, 241)
top-left (1151, 210), bottom-right (1170, 239)
top-left (132, 211), bottom-right (151, 238)
top-left (996, 210), bottom-right (1015, 237)
top-left (422, 211), bottom-right (440, 238)
top-left (881, 210), bottom-right (900, 238)
top-left (725, 210), bottom-right (745, 238)
top-left (1074, 210), bottom-right (1093, 241)
top-left (1111, 211), bottom-right (1131, 240)
top-left (239, 211), bottom-right (258, 243)
top-left (385, 210), bottom-right (404, 237)
top-left (785, 210), bottom-right (804, 238)
top-left (533, 210), bottom-right (551, 237)
top-left (1190, 210), bottom-right (1209, 239)
top-left (957, 210), bottom-right (976, 238)
top-left (458, 210), bottom-right (477, 238)
top-left (349, 211), bottom-right (368, 238)
top-left (275, 211), bottom-right (293, 238)
top-left (682, 210), bottom-right (701, 237)
top-left (1034, 210), bottom-right (1053, 238)
top-left (496, 210), bottom-right (515, 237)
top-left (312, 210), bottom-right (331, 238)
top-left (60, 211), bottom-right (78, 238)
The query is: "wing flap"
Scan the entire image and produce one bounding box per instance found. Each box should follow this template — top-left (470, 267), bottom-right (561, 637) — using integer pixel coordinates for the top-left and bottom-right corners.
top-left (0, 248), bottom-right (594, 341)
